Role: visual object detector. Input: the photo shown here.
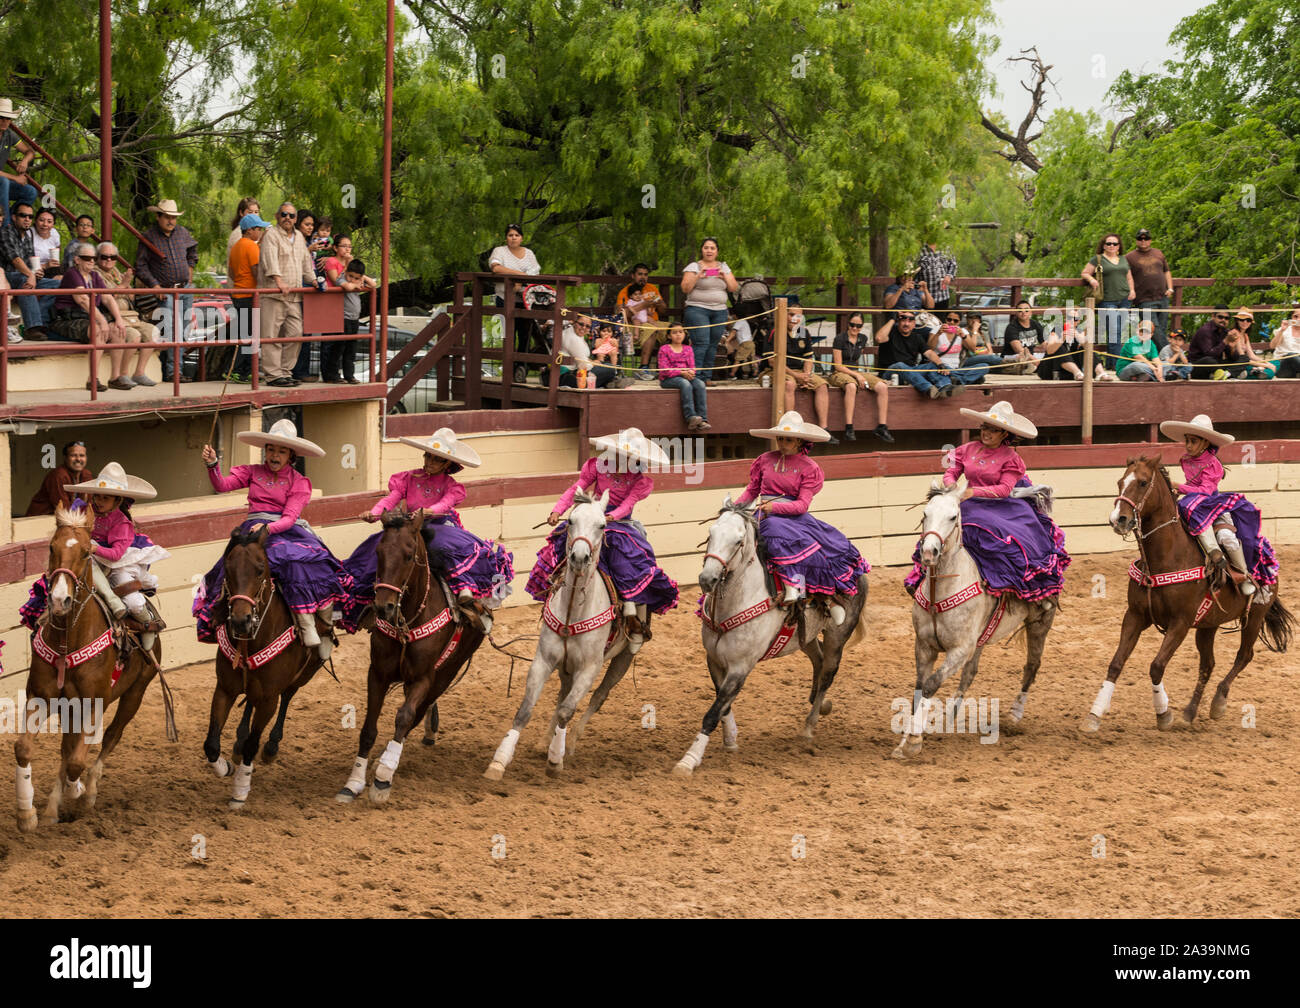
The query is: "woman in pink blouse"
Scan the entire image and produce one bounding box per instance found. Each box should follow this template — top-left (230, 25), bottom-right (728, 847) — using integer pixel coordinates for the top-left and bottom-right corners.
top-left (195, 419), bottom-right (351, 658)
top-left (20, 462), bottom-right (169, 649)
top-left (525, 428), bottom-right (678, 648)
top-left (340, 429), bottom-right (513, 631)
top-left (736, 411), bottom-right (869, 621)
top-left (905, 400), bottom-right (1069, 602)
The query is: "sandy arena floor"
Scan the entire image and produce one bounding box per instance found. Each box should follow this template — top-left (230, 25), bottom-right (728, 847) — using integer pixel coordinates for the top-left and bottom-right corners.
top-left (2, 548), bottom-right (1297, 918)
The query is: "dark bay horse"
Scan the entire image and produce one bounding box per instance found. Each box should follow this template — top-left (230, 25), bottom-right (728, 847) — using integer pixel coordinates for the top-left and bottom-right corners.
top-left (203, 525), bottom-right (325, 810)
top-left (14, 507), bottom-right (167, 832)
top-left (336, 508), bottom-right (485, 804)
top-left (1086, 456), bottom-right (1294, 732)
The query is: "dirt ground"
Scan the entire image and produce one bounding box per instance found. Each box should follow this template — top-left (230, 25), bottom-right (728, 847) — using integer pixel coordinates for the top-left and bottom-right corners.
top-left (2, 547), bottom-right (1297, 919)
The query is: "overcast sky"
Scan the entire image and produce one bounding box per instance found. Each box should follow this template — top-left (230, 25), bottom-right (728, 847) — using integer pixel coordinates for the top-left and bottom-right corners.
top-left (986, 0), bottom-right (1207, 123)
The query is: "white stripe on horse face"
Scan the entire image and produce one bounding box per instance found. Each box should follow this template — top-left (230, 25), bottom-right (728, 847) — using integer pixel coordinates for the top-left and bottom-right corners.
top-left (1110, 472), bottom-right (1135, 525)
top-left (64, 538), bottom-right (79, 548)
top-left (50, 573), bottom-right (71, 606)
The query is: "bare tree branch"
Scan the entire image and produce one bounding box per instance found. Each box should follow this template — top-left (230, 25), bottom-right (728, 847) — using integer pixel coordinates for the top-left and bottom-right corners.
top-left (980, 47), bottom-right (1054, 173)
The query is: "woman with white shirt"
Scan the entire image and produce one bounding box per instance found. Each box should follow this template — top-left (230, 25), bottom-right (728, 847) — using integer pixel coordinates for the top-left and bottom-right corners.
top-left (489, 224), bottom-right (542, 379)
top-left (1270, 303), bottom-right (1300, 379)
top-left (680, 237), bottom-right (739, 385)
top-left (31, 209), bottom-right (61, 276)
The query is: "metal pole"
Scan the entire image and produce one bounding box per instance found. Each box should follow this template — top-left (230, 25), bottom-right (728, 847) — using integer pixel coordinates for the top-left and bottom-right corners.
top-left (1082, 295), bottom-right (1096, 445)
top-left (99, 0), bottom-right (112, 241)
top-left (771, 296), bottom-right (789, 435)
top-left (379, 0), bottom-right (395, 384)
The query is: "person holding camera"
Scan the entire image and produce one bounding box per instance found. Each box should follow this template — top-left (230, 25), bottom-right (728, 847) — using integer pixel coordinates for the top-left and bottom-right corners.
top-left (680, 237), bottom-right (738, 385)
top-left (883, 273), bottom-right (934, 318)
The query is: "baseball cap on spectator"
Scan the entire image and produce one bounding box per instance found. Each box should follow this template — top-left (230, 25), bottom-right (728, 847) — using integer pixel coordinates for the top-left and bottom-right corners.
top-left (240, 212), bottom-right (273, 231)
top-left (1136, 228), bottom-right (1152, 239)
top-left (1169, 329), bottom-right (1186, 340)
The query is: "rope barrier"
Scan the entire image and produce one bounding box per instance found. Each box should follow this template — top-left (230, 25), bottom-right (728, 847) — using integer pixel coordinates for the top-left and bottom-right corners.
top-left (559, 304), bottom-right (778, 331)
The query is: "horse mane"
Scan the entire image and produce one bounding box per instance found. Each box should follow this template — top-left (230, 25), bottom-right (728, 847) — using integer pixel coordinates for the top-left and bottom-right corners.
top-left (54, 505), bottom-right (90, 529)
top-left (227, 526), bottom-right (266, 552)
top-left (381, 508), bottom-right (414, 529)
top-left (573, 490), bottom-right (596, 506)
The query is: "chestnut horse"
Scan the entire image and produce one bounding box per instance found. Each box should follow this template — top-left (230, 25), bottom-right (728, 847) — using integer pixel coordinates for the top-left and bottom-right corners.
top-left (1086, 456), bottom-right (1294, 732)
top-left (336, 508), bottom-right (485, 805)
top-left (203, 526), bottom-right (326, 810)
top-left (14, 507), bottom-right (168, 832)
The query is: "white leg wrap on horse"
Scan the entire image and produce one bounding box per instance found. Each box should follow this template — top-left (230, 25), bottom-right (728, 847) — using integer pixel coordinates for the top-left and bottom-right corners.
top-left (374, 740), bottom-right (403, 784)
top-left (232, 762), bottom-right (253, 802)
top-left (1152, 682), bottom-right (1169, 715)
top-left (1090, 681), bottom-right (1115, 718)
top-left (679, 732), bottom-right (710, 771)
top-left (722, 712), bottom-right (739, 747)
top-left (343, 756), bottom-right (367, 794)
top-left (295, 611), bottom-right (321, 647)
top-left (1011, 691), bottom-right (1028, 721)
top-left (492, 728), bottom-right (521, 768)
top-left (547, 726), bottom-right (567, 763)
top-left (209, 756), bottom-right (231, 778)
top-left (16, 765), bottom-right (34, 810)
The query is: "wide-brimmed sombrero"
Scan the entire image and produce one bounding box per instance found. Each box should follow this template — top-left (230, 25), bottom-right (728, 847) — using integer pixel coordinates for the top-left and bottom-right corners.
top-left (237, 418), bottom-right (325, 457)
top-left (66, 461), bottom-right (157, 501)
top-left (589, 427), bottom-right (671, 468)
top-left (749, 410), bottom-right (831, 443)
top-left (959, 400), bottom-right (1038, 440)
top-left (1159, 413), bottom-right (1234, 448)
top-left (400, 428), bottom-right (482, 469)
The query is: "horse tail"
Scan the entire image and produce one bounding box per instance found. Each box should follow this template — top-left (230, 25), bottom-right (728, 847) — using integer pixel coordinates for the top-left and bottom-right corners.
top-left (1260, 595), bottom-right (1295, 654)
top-left (847, 575), bottom-right (871, 649)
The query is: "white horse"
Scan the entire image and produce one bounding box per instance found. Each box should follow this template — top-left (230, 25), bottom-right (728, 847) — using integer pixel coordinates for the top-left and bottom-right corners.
top-left (484, 490), bottom-right (636, 780)
top-left (893, 481), bottom-right (1058, 759)
top-left (673, 497), bottom-right (870, 776)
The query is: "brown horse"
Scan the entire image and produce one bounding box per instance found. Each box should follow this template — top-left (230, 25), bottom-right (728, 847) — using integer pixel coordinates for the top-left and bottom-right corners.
top-left (336, 508), bottom-right (486, 805)
top-left (14, 507), bottom-right (167, 832)
top-left (1085, 456), bottom-right (1294, 732)
top-left (203, 526), bottom-right (326, 810)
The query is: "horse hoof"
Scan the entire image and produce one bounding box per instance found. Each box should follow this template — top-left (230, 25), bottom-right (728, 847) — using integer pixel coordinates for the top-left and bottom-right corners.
top-left (368, 781), bottom-right (392, 805)
top-left (1209, 695), bottom-right (1228, 720)
top-left (421, 734), bottom-right (436, 747)
top-left (1080, 713), bottom-right (1102, 734)
top-left (545, 760), bottom-right (563, 778)
top-left (259, 744), bottom-right (279, 764)
top-left (227, 798), bottom-right (246, 812)
top-left (819, 698), bottom-right (833, 716)
top-left (1156, 709), bottom-right (1175, 732)
top-left (672, 760), bottom-right (694, 778)
top-left (16, 808), bottom-right (38, 834)
top-left (723, 739), bottom-right (740, 753)
top-left (335, 787), bottom-right (359, 804)
top-left (1181, 707), bottom-right (1197, 726)
top-left (484, 762), bottom-right (506, 782)
top-left (891, 737), bottom-right (922, 760)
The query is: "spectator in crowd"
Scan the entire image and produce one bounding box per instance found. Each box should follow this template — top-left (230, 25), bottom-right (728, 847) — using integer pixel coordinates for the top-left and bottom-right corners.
top-left (1214, 308), bottom-right (1274, 380)
top-left (1189, 306), bottom-right (1231, 372)
top-left (95, 240), bottom-right (159, 385)
top-left (311, 216), bottom-right (333, 260)
top-left (1117, 320), bottom-right (1166, 381)
top-left (1159, 329), bottom-right (1193, 381)
top-left (829, 312), bottom-right (893, 442)
top-left (1081, 232), bottom-right (1135, 363)
top-left (930, 312), bottom-right (989, 387)
top-left (320, 235), bottom-right (373, 384)
top-left (257, 201), bottom-right (317, 387)
top-left (226, 197), bottom-right (261, 257)
top-left (916, 239), bottom-right (957, 311)
top-left (680, 237), bottom-right (738, 385)
top-left (723, 308), bottom-right (757, 379)
top-left (1127, 227), bottom-right (1174, 348)
top-left (489, 223), bottom-right (542, 370)
top-left (52, 242), bottom-right (136, 389)
top-left (63, 215), bottom-right (96, 271)
top-left (961, 311), bottom-right (1003, 372)
top-left (226, 211), bottom-right (272, 381)
top-left (659, 321), bottom-right (709, 430)
top-left (134, 198), bottom-right (197, 382)
top-left (1, 201), bottom-right (58, 336)
top-left (0, 97), bottom-right (38, 228)
top-left (1004, 300), bottom-right (1090, 380)
top-left (883, 274), bottom-right (933, 314)
top-left (586, 321), bottom-right (625, 388)
top-left (32, 208), bottom-right (61, 276)
top-left (875, 310), bottom-right (952, 398)
top-left (1268, 303), bottom-right (1300, 379)
top-left (551, 315), bottom-right (599, 388)
top-left (783, 307), bottom-right (837, 443)
top-left (291, 210), bottom-right (321, 381)
top-left (25, 439), bottom-right (93, 516)
top-left (618, 263), bottom-right (668, 376)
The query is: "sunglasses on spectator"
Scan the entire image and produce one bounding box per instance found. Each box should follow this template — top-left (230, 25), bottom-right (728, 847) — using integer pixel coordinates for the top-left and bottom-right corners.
top-left (98, 254), bottom-right (116, 260)
top-left (14, 212), bottom-right (33, 219)
top-left (898, 314), bottom-right (916, 320)
top-left (946, 316), bottom-right (960, 323)
top-left (1104, 240), bottom-right (1119, 246)
top-left (1214, 313), bottom-right (1229, 320)
top-left (279, 211), bottom-right (297, 219)
top-left (847, 322), bottom-right (862, 329)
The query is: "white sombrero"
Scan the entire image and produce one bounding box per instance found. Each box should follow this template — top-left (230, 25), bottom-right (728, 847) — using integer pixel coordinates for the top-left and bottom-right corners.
top-left (959, 400), bottom-right (1038, 440)
top-left (1159, 413), bottom-right (1234, 448)
top-left (237, 418), bottom-right (325, 458)
top-left (749, 410), bottom-right (831, 443)
top-left (399, 428), bottom-right (482, 469)
top-left (589, 427), bottom-right (671, 468)
top-left (66, 461), bottom-right (157, 501)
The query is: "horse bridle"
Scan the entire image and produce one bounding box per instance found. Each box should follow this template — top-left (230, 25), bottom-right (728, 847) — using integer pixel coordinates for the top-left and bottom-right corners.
top-left (226, 564), bottom-right (275, 642)
top-left (375, 520), bottom-right (433, 636)
top-left (702, 511), bottom-right (756, 623)
top-left (920, 511), bottom-right (964, 647)
top-left (1114, 469), bottom-right (1179, 541)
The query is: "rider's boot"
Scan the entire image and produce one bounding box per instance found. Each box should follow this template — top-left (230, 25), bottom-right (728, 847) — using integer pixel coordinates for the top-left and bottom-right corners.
top-left (295, 610), bottom-right (322, 648)
top-left (624, 600), bottom-right (645, 654)
top-left (1196, 528), bottom-right (1226, 569)
top-left (125, 603), bottom-right (165, 651)
top-left (92, 562), bottom-right (127, 621)
top-left (780, 582), bottom-right (801, 609)
top-left (458, 589), bottom-right (493, 634)
top-left (1216, 527), bottom-right (1256, 596)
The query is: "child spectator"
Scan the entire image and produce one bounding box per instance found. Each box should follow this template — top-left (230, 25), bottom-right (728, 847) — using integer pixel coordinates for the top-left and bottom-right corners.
top-left (659, 322), bottom-right (709, 430)
top-left (1158, 329), bottom-right (1193, 381)
top-left (1117, 320), bottom-right (1165, 381)
top-left (723, 310), bottom-right (757, 379)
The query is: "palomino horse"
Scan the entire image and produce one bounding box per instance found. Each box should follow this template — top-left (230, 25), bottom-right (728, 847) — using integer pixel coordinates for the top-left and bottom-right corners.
top-left (336, 508), bottom-right (486, 804)
top-left (14, 507), bottom-right (170, 832)
top-left (485, 490), bottom-right (635, 780)
top-left (1087, 456), bottom-right (1294, 732)
top-left (673, 497), bottom-right (870, 776)
top-left (203, 526), bottom-right (326, 809)
top-left (893, 482), bottom-right (1058, 759)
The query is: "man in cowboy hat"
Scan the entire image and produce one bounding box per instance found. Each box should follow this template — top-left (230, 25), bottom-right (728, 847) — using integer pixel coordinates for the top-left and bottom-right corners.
top-left (0, 97), bottom-right (38, 229)
top-left (134, 197), bottom-right (198, 382)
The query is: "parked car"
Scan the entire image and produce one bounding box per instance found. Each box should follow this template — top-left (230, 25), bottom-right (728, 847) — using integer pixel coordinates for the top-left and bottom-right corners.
top-left (957, 286), bottom-right (1013, 346)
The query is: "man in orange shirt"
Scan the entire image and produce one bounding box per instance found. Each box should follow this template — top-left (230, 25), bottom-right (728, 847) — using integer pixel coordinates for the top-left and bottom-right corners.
top-left (616, 263), bottom-right (670, 380)
top-left (227, 212), bottom-right (271, 380)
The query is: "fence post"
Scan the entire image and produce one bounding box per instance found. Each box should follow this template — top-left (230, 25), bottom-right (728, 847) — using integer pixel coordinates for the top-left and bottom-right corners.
top-left (501, 276), bottom-right (515, 410)
top-left (771, 296), bottom-right (789, 436)
top-left (1082, 295), bottom-right (1095, 445)
top-left (467, 276), bottom-right (483, 409)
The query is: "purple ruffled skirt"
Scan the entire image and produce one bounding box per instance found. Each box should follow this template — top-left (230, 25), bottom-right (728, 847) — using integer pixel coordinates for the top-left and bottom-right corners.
top-left (1177, 492), bottom-right (1278, 585)
top-left (525, 519), bottom-right (678, 614)
top-left (756, 511), bottom-right (870, 596)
